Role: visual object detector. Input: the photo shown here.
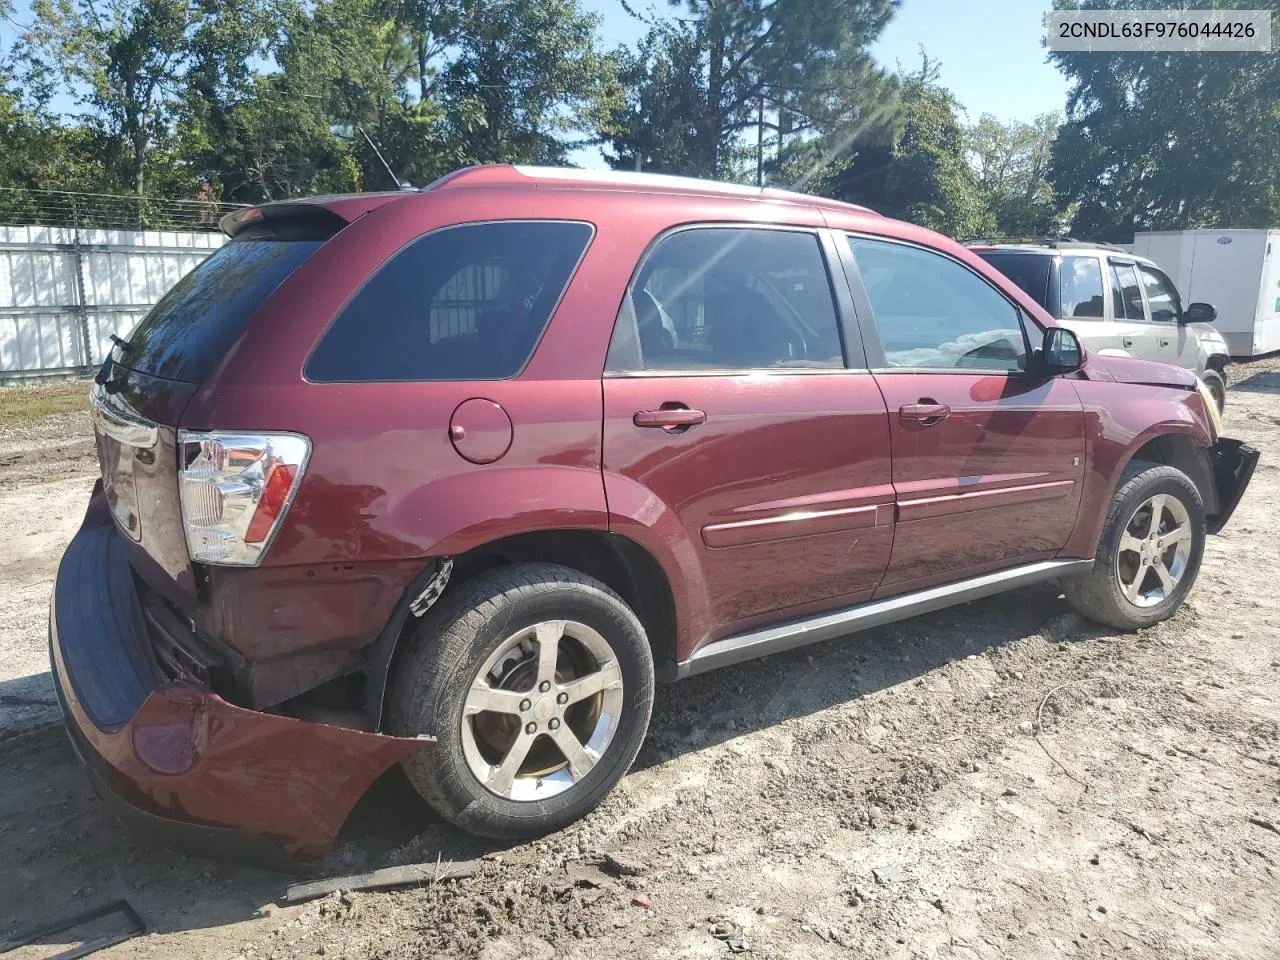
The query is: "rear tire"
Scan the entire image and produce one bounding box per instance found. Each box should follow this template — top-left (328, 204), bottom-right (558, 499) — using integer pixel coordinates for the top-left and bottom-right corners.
top-left (1063, 465), bottom-right (1206, 631)
top-left (388, 563), bottom-right (654, 839)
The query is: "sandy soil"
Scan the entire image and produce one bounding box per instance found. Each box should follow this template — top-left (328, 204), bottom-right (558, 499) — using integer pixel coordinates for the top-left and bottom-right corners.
top-left (0, 400), bottom-right (96, 736)
top-left (1, 362), bottom-right (1278, 960)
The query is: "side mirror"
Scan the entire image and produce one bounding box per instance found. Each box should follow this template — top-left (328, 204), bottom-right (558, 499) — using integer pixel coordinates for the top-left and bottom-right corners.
top-left (1041, 327), bottom-right (1083, 375)
top-left (1184, 302), bottom-right (1217, 323)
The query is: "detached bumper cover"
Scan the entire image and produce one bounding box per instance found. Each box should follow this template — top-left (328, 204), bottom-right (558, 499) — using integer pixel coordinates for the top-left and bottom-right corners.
top-left (1207, 437), bottom-right (1259, 535)
top-left (50, 506), bottom-right (428, 867)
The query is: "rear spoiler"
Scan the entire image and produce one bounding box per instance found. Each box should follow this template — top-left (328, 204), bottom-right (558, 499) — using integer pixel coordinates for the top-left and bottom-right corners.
top-left (219, 194), bottom-right (407, 239)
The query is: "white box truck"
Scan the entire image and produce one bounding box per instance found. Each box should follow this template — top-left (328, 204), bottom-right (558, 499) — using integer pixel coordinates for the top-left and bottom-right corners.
top-left (1131, 229), bottom-right (1280, 357)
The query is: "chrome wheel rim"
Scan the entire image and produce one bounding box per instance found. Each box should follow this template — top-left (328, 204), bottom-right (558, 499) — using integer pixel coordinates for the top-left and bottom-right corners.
top-left (460, 620), bottom-right (624, 801)
top-left (1115, 493), bottom-right (1194, 608)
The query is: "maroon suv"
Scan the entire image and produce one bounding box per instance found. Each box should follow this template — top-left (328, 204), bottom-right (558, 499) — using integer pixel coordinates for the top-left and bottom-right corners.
top-left (52, 165), bottom-right (1257, 867)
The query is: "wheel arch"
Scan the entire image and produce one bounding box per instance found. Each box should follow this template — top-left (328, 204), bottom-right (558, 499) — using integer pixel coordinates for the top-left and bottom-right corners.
top-left (1204, 354), bottom-right (1229, 377)
top-left (1121, 432), bottom-right (1220, 517)
top-left (366, 528), bottom-right (683, 729)
top-left (1064, 420), bottom-right (1217, 561)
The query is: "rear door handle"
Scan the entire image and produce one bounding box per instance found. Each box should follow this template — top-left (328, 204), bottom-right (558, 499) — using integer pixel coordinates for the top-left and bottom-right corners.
top-left (1121, 337), bottom-right (1134, 348)
top-left (899, 402), bottom-right (951, 424)
top-left (634, 407), bottom-right (707, 429)
top-left (1159, 339), bottom-right (1170, 348)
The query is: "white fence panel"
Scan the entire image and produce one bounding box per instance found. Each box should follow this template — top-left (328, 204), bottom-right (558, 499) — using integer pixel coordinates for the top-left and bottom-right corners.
top-left (0, 226), bottom-right (225, 377)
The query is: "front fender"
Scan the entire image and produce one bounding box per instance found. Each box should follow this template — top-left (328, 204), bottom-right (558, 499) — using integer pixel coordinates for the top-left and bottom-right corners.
top-left (1060, 387), bottom-right (1214, 559)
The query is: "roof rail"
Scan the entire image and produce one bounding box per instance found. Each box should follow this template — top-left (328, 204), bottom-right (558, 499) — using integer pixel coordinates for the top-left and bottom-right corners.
top-left (427, 164), bottom-right (878, 215)
top-left (967, 236), bottom-right (1130, 253)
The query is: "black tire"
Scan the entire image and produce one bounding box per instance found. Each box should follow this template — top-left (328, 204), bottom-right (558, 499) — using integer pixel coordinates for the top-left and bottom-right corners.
top-left (388, 563), bottom-right (654, 839)
top-left (1062, 464), bottom-right (1206, 631)
top-left (1203, 369), bottom-right (1226, 412)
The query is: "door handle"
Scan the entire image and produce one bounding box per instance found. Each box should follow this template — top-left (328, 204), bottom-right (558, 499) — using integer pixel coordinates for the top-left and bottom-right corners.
top-left (1121, 337), bottom-right (1134, 348)
top-left (1159, 339), bottom-right (1170, 348)
top-left (634, 407), bottom-right (707, 430)
top-left (899, 402), bottom-right (951, 425)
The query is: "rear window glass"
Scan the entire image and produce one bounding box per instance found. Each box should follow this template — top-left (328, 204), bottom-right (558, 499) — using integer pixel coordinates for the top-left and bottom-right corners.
top-left (120, 228), bottom-right (326, 382)
top-left (974, 253), bottom-right (1053, 313)
top-left (306, 220), bottom-right (593, 382)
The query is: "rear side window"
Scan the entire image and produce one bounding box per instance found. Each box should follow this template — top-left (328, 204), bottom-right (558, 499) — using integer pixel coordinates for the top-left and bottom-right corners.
top-left (606, 227), bottom-right (844, 372)
top-left (973, 252), bottom-right (1052, 312)
top-left (1110, 263), bottom-right (1146, 320)
top-left (307, 221), bottom-right (592, 382)
top-left (121, 227), bottom-right (327, 382)
top-left (1059, 256), bottom-right (1105, 319)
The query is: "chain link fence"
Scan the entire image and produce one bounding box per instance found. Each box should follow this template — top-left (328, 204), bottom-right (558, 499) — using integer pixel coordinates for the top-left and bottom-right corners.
top-left (0, 186), bottom-right (247, 232)
top-left (0, 187), bottom-right (249, 379)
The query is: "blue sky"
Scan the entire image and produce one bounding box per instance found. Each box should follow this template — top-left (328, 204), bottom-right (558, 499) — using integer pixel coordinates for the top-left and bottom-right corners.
top-left (575, 0), bottom-right (1069, 167)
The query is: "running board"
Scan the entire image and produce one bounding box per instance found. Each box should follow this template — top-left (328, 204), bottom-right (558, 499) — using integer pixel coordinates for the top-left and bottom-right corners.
top-left (675, 558), bottom-right (1094, 679)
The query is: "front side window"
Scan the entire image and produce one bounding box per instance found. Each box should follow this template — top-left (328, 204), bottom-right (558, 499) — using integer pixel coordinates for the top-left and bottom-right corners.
top-left (1111, 263), bottom-right (1146, 320)
top-left (307, 220), bottom-right (593, 382)
top-left (1137, 265), bottom-right (1181, 324)
top-left (606, 228), bottom-right (845, 372)
top-left (1059, 256), bottom-right (1105, 319)
top-left (849, 238), bottom-right (1029, 372)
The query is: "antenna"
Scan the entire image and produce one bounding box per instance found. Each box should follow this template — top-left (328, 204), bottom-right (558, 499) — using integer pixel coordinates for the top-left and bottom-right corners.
top-left (357, 125), bottom-right (411, 190)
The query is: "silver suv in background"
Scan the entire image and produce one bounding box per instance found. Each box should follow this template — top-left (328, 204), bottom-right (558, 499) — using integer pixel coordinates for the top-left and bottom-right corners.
top-left (969, 241), bottom-right (1231, 410)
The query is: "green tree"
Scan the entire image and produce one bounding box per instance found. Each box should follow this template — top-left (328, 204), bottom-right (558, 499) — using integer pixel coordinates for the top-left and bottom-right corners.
top-left (600, 22), bottom-right (704, 173)
top-left (967, 112), bottom-right (1069, 238)
top-left (175, 0), bottom-right (285, 198)
top-left (436, 0), bottom-right (617, 167)
top-left (185, 0), bottom-right (448, 199)
top-left (602, 0), bottom-right (900, 178)
top-left (823, 60), bottom-right (993, 238)
top-left (0, 26), bottom-right (108, 207)
top-left (30, 0), bottom-right (202, 196)
top-left (1050, 0), bottom-right (1280, 241)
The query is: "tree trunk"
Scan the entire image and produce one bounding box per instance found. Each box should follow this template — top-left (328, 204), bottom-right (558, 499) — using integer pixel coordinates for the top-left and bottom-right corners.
top-left (418, 35), bottom-right (430, 102)
top-left (133, 134), bottom-right (146, 198)
top-left (705, 6), bottom-right (726, 177)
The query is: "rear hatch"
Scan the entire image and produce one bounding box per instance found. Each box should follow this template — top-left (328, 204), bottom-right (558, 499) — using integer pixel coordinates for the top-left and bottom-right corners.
top-left (92, 214), bottom-right (337, 607)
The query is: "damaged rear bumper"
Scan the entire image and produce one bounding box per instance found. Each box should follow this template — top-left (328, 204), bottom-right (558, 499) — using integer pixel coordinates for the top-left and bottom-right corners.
top-left (1207, 437), bottom-right (1260, 534)
top-left (49, 500), bottom-right (429, 870)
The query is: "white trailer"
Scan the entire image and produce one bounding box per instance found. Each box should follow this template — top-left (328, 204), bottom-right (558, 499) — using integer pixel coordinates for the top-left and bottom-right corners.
top-left (1130, 229), bottom-right (1280, 357)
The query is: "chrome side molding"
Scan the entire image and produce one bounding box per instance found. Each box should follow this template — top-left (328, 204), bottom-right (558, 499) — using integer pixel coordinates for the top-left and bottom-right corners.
top-left (676, 558), bottom-right (1095, 679)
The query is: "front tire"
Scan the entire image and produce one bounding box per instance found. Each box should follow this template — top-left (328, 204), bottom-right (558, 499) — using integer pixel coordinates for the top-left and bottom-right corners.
top-left (388, 563), bottom-right (654, 839)
top-left (1063, 464), bottom-right (1206, 631)
top-left (1203, 369), bottom-right (1226, 412)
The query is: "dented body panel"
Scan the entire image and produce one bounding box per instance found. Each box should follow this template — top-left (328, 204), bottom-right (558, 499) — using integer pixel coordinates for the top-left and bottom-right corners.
top-left (50, 494), bottom-right (428, 863)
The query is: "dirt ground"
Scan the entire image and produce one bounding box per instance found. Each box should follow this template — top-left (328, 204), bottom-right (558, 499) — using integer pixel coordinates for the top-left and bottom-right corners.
top-left (2, 362), bottom-right (1279, 960)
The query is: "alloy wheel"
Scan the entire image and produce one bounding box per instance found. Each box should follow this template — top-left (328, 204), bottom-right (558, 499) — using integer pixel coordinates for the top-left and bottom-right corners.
top-left (1115, 493), bottom-right (1194, 608)
top-left (460, 620), bottom-right (624, 801)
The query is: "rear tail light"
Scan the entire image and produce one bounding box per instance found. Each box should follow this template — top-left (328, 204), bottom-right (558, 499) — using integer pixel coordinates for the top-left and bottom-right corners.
top-left (178, 431), bottom-right (310, 566)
